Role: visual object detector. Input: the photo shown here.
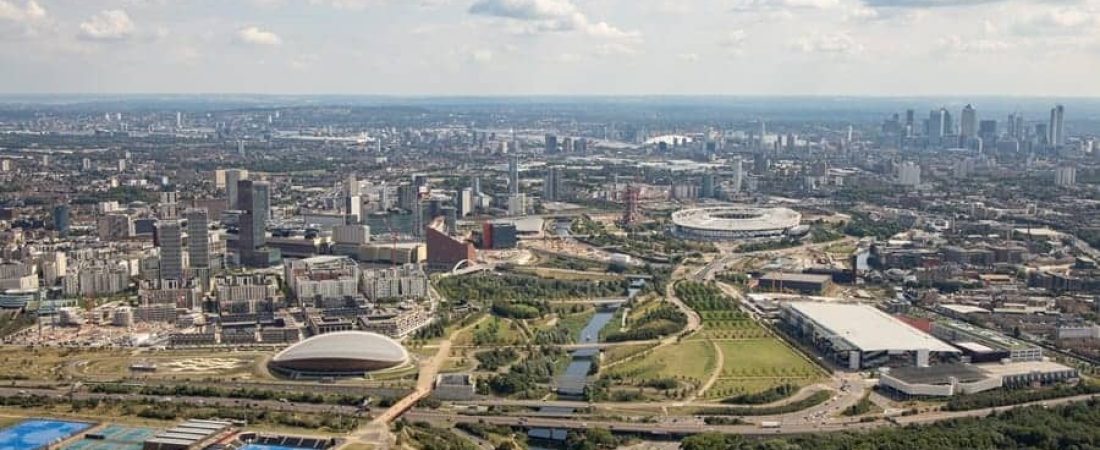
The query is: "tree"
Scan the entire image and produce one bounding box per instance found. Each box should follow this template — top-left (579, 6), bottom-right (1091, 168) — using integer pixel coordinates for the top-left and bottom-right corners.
top-left (681, 433), bottom-right (746, 450)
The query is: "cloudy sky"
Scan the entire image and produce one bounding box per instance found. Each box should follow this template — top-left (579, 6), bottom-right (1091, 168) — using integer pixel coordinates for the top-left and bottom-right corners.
top-left (1, 0), bottom-right (1099, 95)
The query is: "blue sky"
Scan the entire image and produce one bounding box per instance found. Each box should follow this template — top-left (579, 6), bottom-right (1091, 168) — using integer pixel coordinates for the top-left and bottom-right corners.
top-left (1, 0), bottom-right (1099, 95)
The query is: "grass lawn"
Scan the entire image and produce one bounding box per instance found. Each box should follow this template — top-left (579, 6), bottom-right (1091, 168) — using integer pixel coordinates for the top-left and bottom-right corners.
top-left (605, 339), bottom-right (716, 386)
top-left (453, 317), bottom-right (526, 347)
top-left (702, 339), bottom-right (821, 399)
top-left (601, 343), bottom-right (657, 366)
top-left (557, 308), bottom-right (596, 342)
top-left (717, 340), bottom-right (813, 373)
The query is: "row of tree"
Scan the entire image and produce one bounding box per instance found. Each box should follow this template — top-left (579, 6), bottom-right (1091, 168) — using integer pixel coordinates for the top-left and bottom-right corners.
top-left (684, 399), bottom-right (1100, 450)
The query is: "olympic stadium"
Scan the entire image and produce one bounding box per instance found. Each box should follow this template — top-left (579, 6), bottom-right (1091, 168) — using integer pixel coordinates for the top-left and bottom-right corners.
top-left (268, 331), bottom-right (409, 378)
top-left (671, 206), bottom-right (803, 241)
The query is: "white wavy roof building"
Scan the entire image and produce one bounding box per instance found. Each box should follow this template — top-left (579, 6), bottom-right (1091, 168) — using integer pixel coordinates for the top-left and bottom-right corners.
top-left (269, 331), bottom-right (409, 376)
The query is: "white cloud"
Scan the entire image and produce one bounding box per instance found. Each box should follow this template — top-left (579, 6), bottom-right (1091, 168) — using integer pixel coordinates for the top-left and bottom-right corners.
top-left (0, 0), bottom-right (45, 22)
top-left (719, 29), bottom-right (747, 47)
top-left (468, 48), bottom-right (493, 63)
top-left (552, 52), bottom-right (582, 63)
top-left (307, 0), bottom-right (377, 10)
top-left (289, 54), bottom-right (318, 70)
top-left (594, 41), bottom-right (639, 56)
top-left (844, 5), bottom-right (879, 21)
top-left (862, 0), bottom-right (1005, 8)
top-left (469, 0), bottom-right (640, 41)
top-left (677, 52), bottom-right (699, 62)
top-left (0, 0), bottom-right (48, 37)
top-left (938, 35), bottom-right (1013, 53)
top-left (718, 29), bottom-right (747, 56)
top-left (730, 0), bottom-right (841, 11)
top-left (172, 45), bottom-right (201, 65)
top-left (78, 9), bottom-right (135, 41)
top-left (1011, 7), bottom-right (1098, 35)
top-left (237, 25), bottom-right (282, 45)
top-left (792, 32), bottom-right (865, 55)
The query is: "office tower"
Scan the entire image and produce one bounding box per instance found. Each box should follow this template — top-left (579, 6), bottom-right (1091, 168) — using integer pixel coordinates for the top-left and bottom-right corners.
top-left (346, 195), bottom-right (361, 224)
top-left (176, 111), bottom-right (182, 128)
top-left (1049, 105), bottom-right (1065, 147)
top-left (753, 152), bottom-right (769, 175)
top-left (1013, 114), bottom-right (1025, 139)
top-left (544, 134), bottom-right (558, 154)
top-left (905, 109), bottom-right (915, 130)
top-left (185, 208), bottom-right (210, 271)
top-left (346, 174), bottom-right (359, 197)
top-left (562, 137), bottom-right (573, 153)
top-left (1055, 166), bottom-right (1076, 187)
top-left (1035, 124), bottom-right (1049, 146)
top-left (979, 120), bottom-right (997, 141)
top-left (575, 138), bottom-right (587, 153)
top-left (960, 104), bottom-right (977, 141)
top-left (413, 199), bottom-right (424, 238)
top-left (157, 219), bottom-right (184, 280)
top-left (898, 162), bottom-right (921, 186)
top-left (412, 173), bottom-right (429, 190)
top-left (396, 184), bottom-right (415, 211)
top-left (927, 108), bottom-right (949, 138)
top-left (117, 159), bottom-right (126, 172)
top-left (82, 158), bottom-right (92, 171)
top-left (225, 169), bottom-right (249, 210)
top-left (543, 167), bottom-right (562, 202)
top-left (507, 193), bottom-right (527, 216)
top-left (442, 206), bottom-right (458, 234)
top-left (459, 188), bottom-right (474, 217)
top-left (700, 173), bottom-right (716, 199)
top-left (237, 140), bottom-right (246, 157)
top-left (731, 157), bottom-right (743, 194)
top-left (0, 159), bottom-right (10, 172)
top-left (53, 204), bottom-right (70, 237)
top-left (159, 191), bottom-right (179, 220)
top-left (472, 177), bottom-right (481, 197)
top-left (237, 179), bottom-right (271, 265)
top-left (508, 155), bottom-right (519, 195)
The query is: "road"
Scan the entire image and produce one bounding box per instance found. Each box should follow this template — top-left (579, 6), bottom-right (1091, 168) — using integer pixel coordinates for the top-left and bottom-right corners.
top-left (3, 383), bottom-right (1096, 440)
top-left (339, 314), bottom-right (490, 449)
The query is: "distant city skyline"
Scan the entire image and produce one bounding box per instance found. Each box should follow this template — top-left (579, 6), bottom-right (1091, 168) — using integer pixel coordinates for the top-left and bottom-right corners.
top-left (1, 0), bottom-right (1099, 95)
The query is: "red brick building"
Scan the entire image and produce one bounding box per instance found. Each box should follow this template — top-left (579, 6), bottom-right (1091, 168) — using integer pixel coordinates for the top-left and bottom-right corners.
top-left (426, 226), bottom-right (476, 269)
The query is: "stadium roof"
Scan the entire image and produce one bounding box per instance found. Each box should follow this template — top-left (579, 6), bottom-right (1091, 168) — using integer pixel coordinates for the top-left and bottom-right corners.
top-left (671, 206), bottom-right (801, 232)
top-left (787, 302), bottom-right (959, 353)
top-left (272, 331), bottom-right (408, 364)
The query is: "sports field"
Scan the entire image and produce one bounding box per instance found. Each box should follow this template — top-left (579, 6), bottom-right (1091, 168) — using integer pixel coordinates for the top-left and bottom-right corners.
top-left (0, 419), bottom-right (92, 450)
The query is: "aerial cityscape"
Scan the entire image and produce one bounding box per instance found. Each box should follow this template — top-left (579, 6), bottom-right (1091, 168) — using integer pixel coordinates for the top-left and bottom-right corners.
top-left (3, 1), bottom-right (1100, 450)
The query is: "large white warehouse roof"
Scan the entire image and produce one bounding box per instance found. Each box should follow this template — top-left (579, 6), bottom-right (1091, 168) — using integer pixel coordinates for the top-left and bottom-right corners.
top-left (786, 302), bottom-right (958, 353)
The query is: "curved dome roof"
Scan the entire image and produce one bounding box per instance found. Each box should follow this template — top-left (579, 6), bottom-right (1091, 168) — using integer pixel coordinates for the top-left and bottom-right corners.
top-left (272, 331), bottom-right (408, 365)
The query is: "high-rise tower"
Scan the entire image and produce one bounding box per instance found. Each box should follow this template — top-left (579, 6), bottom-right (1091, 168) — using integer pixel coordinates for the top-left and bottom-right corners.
top-left (1049, 105), bottom-right (1065, 147)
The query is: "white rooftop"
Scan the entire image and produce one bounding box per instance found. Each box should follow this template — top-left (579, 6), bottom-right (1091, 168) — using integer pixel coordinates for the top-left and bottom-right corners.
top-left (787, 302), bottom-right (958, 353)
top-left (940, 304), bottom-right (990, 315)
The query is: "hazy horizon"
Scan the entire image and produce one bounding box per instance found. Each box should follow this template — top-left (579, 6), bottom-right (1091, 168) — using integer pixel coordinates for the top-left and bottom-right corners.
top-left (2, 0), bottom-right (1099, 96)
